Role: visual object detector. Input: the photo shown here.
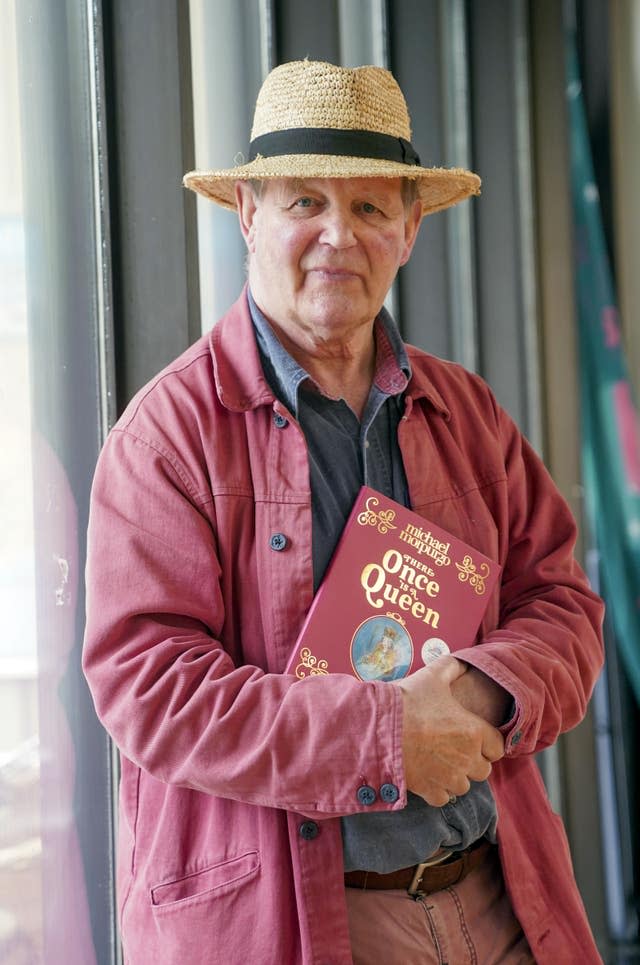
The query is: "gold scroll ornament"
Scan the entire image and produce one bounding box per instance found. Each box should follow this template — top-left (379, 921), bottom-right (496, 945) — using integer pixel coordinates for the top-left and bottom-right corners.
top-left (356, 496), bottom-right (397, 535)
top-left (455, 555), bottom-right (490, 595)
top-left (294, 647), bottom-right (329, 679)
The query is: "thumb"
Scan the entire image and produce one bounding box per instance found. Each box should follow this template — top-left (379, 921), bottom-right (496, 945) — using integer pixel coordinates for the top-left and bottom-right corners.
top-left (436, 655), bottom-right (469, 685)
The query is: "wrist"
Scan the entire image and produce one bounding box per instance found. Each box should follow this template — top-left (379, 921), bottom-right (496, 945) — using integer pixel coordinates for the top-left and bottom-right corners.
top-left (451, 663), bottom-right (512, 727)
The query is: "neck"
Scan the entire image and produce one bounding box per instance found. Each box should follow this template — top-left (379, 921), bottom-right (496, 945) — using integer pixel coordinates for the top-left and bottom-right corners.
top-left (305, 350), bottom-right (375, 420)
top-left (272, 322), bottom-right (376, 420)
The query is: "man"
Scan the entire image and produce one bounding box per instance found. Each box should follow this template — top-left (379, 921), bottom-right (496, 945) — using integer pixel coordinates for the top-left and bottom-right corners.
top-left (83, 60), bottom-right (604, 964)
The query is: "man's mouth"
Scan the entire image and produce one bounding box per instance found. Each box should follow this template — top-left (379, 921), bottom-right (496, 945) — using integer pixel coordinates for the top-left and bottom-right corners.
top-left (307, 266), bottom-right (360, 280)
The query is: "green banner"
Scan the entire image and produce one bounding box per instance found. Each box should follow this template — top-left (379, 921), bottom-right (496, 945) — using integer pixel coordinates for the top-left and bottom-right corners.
top-left (566, 29), bottom-right (640, 703)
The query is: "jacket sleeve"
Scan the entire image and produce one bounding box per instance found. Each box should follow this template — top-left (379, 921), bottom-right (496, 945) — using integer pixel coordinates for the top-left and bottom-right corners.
top-left (82, 426), bottom-right (405, 819)
top-left (455, 398), bottom-right (605, 758)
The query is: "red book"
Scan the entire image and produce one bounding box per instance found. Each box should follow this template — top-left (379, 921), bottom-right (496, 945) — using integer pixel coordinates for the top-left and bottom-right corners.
top-left (286, 486), bottom-right (501, 681)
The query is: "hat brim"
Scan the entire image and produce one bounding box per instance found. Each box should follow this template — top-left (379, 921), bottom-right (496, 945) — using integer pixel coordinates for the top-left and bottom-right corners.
top-left (183, 154), bottom-right (480, 216)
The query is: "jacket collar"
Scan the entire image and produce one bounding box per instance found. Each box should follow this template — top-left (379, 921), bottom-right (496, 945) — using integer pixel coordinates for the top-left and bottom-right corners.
top-left (209, 287), bottom-right (276, 412)
top-left (405, 346), bottom-right (451, 420)
top-left (210, 285), bottom-right (450, 421)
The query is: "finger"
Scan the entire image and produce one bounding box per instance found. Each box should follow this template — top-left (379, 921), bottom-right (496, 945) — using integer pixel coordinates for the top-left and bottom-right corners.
top-left (480, 726), bottom-right (505, 763)
top-left (445, 774), bottom-right (471, 797)
top-left (419, 783), bottom-right (452, 808)
top-left (467, 757), bottom-right (493, 783)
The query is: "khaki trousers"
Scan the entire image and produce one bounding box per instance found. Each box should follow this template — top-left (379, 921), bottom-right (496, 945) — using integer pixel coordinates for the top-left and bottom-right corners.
top-left (345, 847), bottom-right (535, 965)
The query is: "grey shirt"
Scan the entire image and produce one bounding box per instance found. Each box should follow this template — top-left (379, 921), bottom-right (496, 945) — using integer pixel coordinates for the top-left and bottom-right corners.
top-left (249, 290), bottom-right (497, 873)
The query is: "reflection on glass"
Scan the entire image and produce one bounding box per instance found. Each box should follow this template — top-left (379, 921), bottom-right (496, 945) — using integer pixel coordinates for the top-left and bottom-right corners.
top-left (0, 7), bottom-right (41, 960)
top-left (1, 2), bottom-right (112, 961)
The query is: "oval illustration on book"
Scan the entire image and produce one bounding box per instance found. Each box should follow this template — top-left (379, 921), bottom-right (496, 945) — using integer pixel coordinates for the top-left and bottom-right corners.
top-left (350, 615), bottom-right (413, 681)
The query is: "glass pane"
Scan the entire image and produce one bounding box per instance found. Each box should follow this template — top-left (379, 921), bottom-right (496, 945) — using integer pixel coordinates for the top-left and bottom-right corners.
top-left (1, 2), bottom-right (115, 961)
top-left (189, 0), bottom-right (263, 330)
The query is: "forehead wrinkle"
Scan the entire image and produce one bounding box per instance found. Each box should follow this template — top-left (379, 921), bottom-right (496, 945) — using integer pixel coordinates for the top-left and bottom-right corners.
top-left (260, 177), bottom-right (315, 205)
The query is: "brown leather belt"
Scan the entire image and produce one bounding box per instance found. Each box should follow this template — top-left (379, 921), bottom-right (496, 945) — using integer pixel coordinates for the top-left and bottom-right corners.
top-left (344, 839), bottom-right (492, 896)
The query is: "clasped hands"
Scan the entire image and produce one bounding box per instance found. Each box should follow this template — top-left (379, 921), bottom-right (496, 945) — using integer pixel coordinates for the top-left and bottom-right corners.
top-left (394, 656), bottom-right (507, 808)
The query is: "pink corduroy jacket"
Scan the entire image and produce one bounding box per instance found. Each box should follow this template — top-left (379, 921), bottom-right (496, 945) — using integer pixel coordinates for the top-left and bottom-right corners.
top-left (83, 291), bottom-right (604, 964)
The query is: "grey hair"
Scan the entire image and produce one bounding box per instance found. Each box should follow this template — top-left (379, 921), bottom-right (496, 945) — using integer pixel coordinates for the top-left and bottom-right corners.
top-left (400, 177), bottom-right (419, 209)
top-left (247, 178), bottom-right (266, 200)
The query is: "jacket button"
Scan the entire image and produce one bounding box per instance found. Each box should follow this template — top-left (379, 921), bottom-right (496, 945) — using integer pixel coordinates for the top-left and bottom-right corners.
top-left (356, 785), bottom-right (377, 806)
top-left (270, 533), bottom-right (288, 551)
top-left (273, 412), bottom-right (288, 428)
top-left (299, 821), bottom-right (319, 840)
top-left (380, 783), bottom-right (399, 803)
top-left (512, 730), bottom-right (523, 745)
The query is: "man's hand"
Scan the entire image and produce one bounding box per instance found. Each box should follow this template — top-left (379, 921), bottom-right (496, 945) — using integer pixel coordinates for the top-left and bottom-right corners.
top-left (450, 662), bottom-right (513, 727)
top-left (394, 657), bottom-right (505, 807)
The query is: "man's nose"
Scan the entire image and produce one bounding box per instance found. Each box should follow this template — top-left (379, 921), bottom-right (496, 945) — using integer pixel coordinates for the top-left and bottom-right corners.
top-left (318, 206), bottom-right (358, 248)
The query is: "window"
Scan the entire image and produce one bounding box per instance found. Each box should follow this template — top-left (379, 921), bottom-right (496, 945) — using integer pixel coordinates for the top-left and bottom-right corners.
top-left (0, 3), bottom-right (115, 961)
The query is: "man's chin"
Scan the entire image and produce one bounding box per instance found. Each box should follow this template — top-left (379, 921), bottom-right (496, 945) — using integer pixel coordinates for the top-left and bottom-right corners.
top-left (301, 313), bottom-right (376, 345)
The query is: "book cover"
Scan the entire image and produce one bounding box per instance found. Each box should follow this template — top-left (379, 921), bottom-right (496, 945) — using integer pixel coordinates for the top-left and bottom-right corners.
top-left (286, 486), bottom-right (501, 681)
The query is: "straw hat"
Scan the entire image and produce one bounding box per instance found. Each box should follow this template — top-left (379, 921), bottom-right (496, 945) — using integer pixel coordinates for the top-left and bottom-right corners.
top-left (183, 60), bottom-right (480, 217)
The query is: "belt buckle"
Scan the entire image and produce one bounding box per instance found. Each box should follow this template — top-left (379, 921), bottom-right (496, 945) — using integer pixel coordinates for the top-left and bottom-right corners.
top-left (407, 849), bottom-right (453, 898)
top-left (407, 861), bottom-right (430, 898)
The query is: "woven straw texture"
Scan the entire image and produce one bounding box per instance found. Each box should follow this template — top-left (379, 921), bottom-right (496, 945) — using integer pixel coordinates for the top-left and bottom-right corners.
top-left (183, 60), bottom-right (481, 216)
top-left (250, 61), bottom-right (411, 139)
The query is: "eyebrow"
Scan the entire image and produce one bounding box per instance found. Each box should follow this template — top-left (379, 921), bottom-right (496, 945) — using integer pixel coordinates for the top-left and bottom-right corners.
top-left (290, 180), bottom-right (396, 201)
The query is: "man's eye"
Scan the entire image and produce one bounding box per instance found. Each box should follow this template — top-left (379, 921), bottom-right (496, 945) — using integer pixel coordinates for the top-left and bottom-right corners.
top-left (294, 197), bottom-right (315, 208)
top-left (361, 202), bottom-right (379, 215)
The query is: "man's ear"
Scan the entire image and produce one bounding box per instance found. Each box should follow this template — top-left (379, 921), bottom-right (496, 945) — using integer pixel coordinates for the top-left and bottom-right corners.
top-left (235, 181), bottom-right (259, 252)
top-left (399, 199), bottom-right (423, 267)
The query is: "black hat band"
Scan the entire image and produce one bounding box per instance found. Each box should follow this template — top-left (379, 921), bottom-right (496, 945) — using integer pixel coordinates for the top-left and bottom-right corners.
top-left (248, 127), bottom-right (421, 166)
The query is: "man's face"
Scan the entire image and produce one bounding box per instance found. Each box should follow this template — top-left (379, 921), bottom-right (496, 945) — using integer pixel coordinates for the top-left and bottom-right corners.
top-left (235, 177), bottom-right (421, 354)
